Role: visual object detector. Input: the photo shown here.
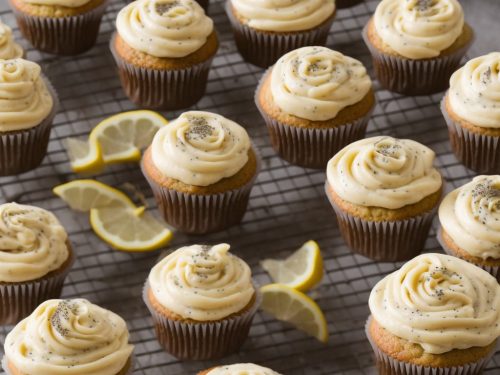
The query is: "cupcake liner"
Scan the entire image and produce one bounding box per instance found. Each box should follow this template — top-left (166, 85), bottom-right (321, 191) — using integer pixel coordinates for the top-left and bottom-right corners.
top-left (325, 182), bottom-right (437, 261)
top-left (336, 0), bottom-right (364, 9)
top-left (255, 70), bottom-right (373, 169)
top-left (441, 96), bottom-right (500, 174)
top-left (437, 229), bottom-right (500, 282)
top-left (362, 24), bottom-right (473, 96)
top-left (225, 1), bottom-right (335, 68)
top-left (143, 282), bottom-right (261, 360)
top-left (9, 0), bottom-right (108, 55)
top-left (0, 76), bottom-right (59, 177)
top-left (195, 0), bottom-right (209, 11)
top-left (365, 316), bottom-right (497, 375)
top-left (110, 33), bottom-right (214, 110)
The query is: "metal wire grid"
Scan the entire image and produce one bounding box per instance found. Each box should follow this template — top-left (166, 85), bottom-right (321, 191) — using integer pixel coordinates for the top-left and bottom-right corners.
top-left (0, 0), bottom-right (498, 374)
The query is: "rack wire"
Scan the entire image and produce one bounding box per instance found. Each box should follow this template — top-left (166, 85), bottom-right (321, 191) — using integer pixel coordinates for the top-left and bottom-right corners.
top-left (0, 0), bottom-right (498, 374)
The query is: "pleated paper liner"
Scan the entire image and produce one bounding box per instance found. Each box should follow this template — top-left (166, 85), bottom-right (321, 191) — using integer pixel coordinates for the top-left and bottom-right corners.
top-left (325, 182), bottom-right (437, 262)
top-left (110, 33), bottom-right (214, 110)
top-left (195, 0), bottom-right (209, 11)
top-left (255, 69), bottom-right (373, 169)
top-left (143, 282), bottom-right (261, 360)
top-left (362, 24), bottom-right (473, 96)
top-left (225, 0), bottom-right (335, 68)
top-left (365, 316), bottom-right (497, 375)
top-left (9, 0), bottom-right (108, 55)
top-left (437, 229), bottom-right (500, 282)
top-left (441, 96), bottom-right (500, 174)
top-left (336, 0), bottom-right (364, 9)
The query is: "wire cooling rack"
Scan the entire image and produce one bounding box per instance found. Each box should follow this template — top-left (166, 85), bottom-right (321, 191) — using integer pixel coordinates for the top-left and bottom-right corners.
top-left (0, 0), bottom-right (498, 374)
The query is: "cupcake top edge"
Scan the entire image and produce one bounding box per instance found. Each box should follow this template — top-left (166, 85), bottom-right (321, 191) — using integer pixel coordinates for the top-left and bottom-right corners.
top-left (22, 0), bottom-right (93, 6)
top-left (0, 21), bottom-right (23, 60)
top-left (0, 202), bottom-right (70, 283)
top-left (270, 46), bottom-right (372, 121)
top-left (148, 243), bottom-right (255, 321)
top-left (4, 298), bottom-right (134, 375)
top-left (326, 136), bottom-right (442, 210)
top-left (369, 252), bottom-right (500, 354)
top-left (439, 175), bottom-right (500, 260)
top-left (116, 0), bottom-right (214, 58)
top-left (373, 0), bottom-right (465, 59)
top-left (206, 363), bottom-right (282, 375)
top-left (151, 110), bottom-right (252, 187)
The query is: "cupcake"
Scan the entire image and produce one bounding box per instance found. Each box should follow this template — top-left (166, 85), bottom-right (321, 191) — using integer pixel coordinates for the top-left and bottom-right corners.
top-left (438, 175), bottom-right (500, 281)
top-left (0, 203), bottom-right (73, 325)
top-left (111, 0), bottom-right (218, 110)
top-left (0, 59), bottom-right (57, 176)
top-left (367, 253), bottom-right (500, 375)
top-left (362, 0), bottom-right (474, 95)
top-left (3, 299), bottom-right (135, 375)
top-left (143, 243), bottom-right (260, 360)
top-left (441, 53), bottom-right (500, 173)
top-left (226, 0), bottom-right (336, 68)
top-left (8, 0), bottom-right (108, 55)
top-left (325, 136), bottom-right (443, 261)
top-left (0, 21), bottom-right (23, 59)
top-left (198, 364), bottom-right (282, 374)
top-left (255, 46), bottom-right (374, 169)
top-left (141, 111), bottom-right (260, 234)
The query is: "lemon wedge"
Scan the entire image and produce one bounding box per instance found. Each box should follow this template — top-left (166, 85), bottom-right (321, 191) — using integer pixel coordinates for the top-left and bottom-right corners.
top-left (261, 240), bottom-right (323, 292)
top-left (260, 284), bottom-right (329, 343)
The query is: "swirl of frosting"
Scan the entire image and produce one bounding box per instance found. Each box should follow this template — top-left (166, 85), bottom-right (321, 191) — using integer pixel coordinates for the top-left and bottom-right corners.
top-left (207, 364), bottom-right (282, 375)
top-left (327, 136), bottom-right (442, 209)
top-left (151, 111), bottom-right (251, 186)
top-left (0, 22), bottom-right (23, 60)
top-left (230, 0), bottom-right (335, 32)
top-left (448, 53), bottom-right (500, 128)
top-left (4, 299), bottom-right (134, 375)
top-left (23, 0), bottom-right (92, 6)
top-left (369, 253), bottom-right (500, 354)
top-left (0, 59), bottom-right (54, 132)
top-left (148, 244), bottom-right (255, 321)
top-left (439, 176), bottom-right (500, 260)
top-left (116, 0), bottom-right (214, 58)
top-left (373, 0), bottom-right (465, 59)
top-left (270, 46), bottom-right (372, 121)
top-left (0, 203), bottom-right (69, 283)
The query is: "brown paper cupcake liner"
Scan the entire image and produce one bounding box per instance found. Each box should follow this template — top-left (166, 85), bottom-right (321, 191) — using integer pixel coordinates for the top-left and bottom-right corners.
top-left (336, 0), bottom-right (364, 9)
top-left (441, 97), bottom-right (500, 174)
top-left (362, 24), bottom-right (472, 96)
top-left (9, 0), bottom-right (108, 55)
top-left (365, 316), bottom-right (497, 375)
top-left (0, 76), bottom-right (59, 177)
top-left (225, 1), bottom-right (335, 68)
top-left (110, 33), bottom-right (214, 110)
top-left (143, 282), bottom-right (261, 360)
top-left (326, 182), bottom-right (437, 261)
top-left (195, 0), bottom-right (209, 11)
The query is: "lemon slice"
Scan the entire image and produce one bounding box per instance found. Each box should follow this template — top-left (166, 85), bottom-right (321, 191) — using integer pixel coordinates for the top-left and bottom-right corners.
top-left (90, 206), bottom-right (172, 252)
top-left (65, 138), bottom-right (103, 174)
top-left (260, 284), bottom-right (329, 343)
top-left (261, 240), bottom-right (323, 292)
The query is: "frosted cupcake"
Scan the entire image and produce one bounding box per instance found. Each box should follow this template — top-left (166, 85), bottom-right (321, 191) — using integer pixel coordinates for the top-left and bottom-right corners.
top-left (0, 21), bottom-right (23, 59)
top-left (226, 0), bottom-right (336, 68)
top-left (141, 111), bottom-right (260, 234)
top-left (0, 203), bottom-right (73, 325)
top-left (198, 364), bottom-right (282, 374)
top-left (111, 0), bottom-right (218, 109)
top-left (363, 0), bottom-right (473, 95)
top-left (255, 46), bottom-right (374, 168)
top-left (3, 299), bottom-right (134, 375)
top-left (326, 136), bottom-right (443, 261)
top-left (438, 175), bottom-right (500, 281)
top-left (442, 53), bottom-right (500, 173)
top-left (367, 253), bottom-right (500, 375)
top-left (143, 244), bottom-right (260, 360)
top-left (0, 59), bottom-right (57, 176)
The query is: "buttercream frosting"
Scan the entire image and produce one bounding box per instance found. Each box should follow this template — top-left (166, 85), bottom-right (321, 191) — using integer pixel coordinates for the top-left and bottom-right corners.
top-left (448, 52), bottom-right (500, 128)
top-left (270, 46), bottom-right (372, 121)
top-left (116, 0), bottom-right (214, 58)
top-left (0, 203), bottom-right (69, 283)
top-left (207, 363), bottom-right (282, 375)
top-left (4, 299), bottom-right (134, 375)
top-left (327, 136), bottom-right (442, 209)
top-left (148, 244), bottom-right (255, 321)
top-left (230, 0), bottom-right (335, 32)
top-left (369, 253), bottom-right (500, 354)
top-left (151, 111), bottom-right (251, 186)
top-left (23, 0), bottom-right (93, 6)
top-left (373, 0), bottom-right (465, 59)
top-left (0, 21), bottom-right (23, 60)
